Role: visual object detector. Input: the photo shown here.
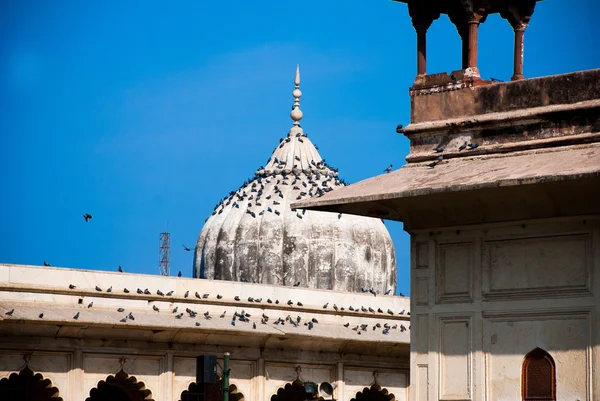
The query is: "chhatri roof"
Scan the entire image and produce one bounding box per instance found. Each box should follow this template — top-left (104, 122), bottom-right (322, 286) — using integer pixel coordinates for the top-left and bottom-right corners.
top-left (193, 66), bottom-right (396, 293)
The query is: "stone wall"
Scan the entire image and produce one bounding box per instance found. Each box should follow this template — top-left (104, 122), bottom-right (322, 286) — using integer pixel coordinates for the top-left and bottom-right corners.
top-left (0, 345), bottom-right (408, 401)
top-left (409, 216), bottom-right (600, 401)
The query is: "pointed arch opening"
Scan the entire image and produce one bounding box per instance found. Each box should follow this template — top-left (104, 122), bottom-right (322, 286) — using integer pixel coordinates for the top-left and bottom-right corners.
top-left (350, 383), bottom-right (395, 401)
top-left (86, 369), bottom-right (154, 401)
top-left (522, 348), bottom-right (556, 401)
top-left (0, 366), bottom-right (63, 401)
top-left (270, 379), bottom-right (324, 401)
top-left (179, 378), bottom-right (244, 401)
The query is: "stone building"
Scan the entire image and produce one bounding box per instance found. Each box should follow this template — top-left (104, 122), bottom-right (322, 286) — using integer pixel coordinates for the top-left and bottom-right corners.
top-left (194, 66), bottom-right (396, 294)
top-left (0, 69), bottom-right (408, 401)
top-left (295, 1), bottom-right (600, 400)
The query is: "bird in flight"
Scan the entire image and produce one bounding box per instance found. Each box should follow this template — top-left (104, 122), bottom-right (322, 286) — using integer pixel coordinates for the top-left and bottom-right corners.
top-left (182, 244), bottom-right (191, 251)
top-left (83, 213), bottom-right (93, 222)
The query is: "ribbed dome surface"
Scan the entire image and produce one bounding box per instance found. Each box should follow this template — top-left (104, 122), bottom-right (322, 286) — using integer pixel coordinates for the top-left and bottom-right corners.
top-left (193, 68), bottom-right (396, 293)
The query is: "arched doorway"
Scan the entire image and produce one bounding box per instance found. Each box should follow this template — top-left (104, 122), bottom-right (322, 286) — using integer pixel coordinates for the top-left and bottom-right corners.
top-left (350, 384), bottom-right (395, 401)
top-left (271, 379), bottom-right (323, 401)
top-left (522, 348), bottom-right (556, 401)
top-left (0, 366), bottom-right (62, 401)
top-left (179, 379), bottom-right (244, 401)
top-left (86, 369), bottom-right (153, 401)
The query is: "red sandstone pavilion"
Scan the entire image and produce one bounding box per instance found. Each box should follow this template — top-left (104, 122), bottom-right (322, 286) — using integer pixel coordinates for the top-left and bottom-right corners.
top-left (294, 1), bottom-right (600, 401)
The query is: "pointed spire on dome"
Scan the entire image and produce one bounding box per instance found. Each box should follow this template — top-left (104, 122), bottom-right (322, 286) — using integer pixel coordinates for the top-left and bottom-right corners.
top-left (290, 64), bottom-right (303, 127)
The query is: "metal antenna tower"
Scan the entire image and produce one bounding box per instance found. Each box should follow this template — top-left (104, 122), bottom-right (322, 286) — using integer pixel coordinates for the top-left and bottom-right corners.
top-left (158, 232), bottom-right (170, 276)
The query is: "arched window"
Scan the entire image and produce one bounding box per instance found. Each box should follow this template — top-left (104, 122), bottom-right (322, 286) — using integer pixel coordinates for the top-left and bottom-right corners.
top-left (180, 379), bottom-right (244, 401)
top-left (86, 369), bottom-right (153, 401)
top-left (0, 366), bottom-right (62, 401)
top-left (271, 379), bottom-right (323, 401)
top-left (522, 348), bottom-right (556, 401)
top-left (351, 384), bottom-right (395, 401)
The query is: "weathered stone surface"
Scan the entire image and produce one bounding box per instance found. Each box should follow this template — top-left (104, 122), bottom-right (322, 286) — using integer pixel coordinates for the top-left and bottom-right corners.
top-left (194, 125), bottom-right (396, 293)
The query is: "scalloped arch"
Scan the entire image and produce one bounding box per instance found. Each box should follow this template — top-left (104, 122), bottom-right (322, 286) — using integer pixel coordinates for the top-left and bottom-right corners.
top-left (0, 366), bottom-right (63, 401)
top-left (85, 369), bottom-right (154, 401)
top-left (179, 378), bottom-right (244, 401)
top-left (270, 379), bottom-right (324, 401)
top-left (350, 383), bottom-right (396, 401)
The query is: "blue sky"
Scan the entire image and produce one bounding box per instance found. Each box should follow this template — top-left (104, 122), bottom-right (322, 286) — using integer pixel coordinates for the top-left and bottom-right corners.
top-left (1, 0), bottom-right (598, 296)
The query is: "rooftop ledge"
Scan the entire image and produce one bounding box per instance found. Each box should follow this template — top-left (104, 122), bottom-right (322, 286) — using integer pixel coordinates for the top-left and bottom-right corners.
top-left (409, 69), bottom-right (600, 124)
top-left (292, 143), bottom-right (600, 229)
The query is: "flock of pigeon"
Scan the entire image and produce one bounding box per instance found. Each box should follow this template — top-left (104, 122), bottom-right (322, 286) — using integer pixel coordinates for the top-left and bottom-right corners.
top-left (4, 279), bottom-right (410, 337)
top-left (206, 130), bottom-right (351, 228)
top-left (427, 140), bottom-right (479, 169)
top-left (26, 128), bottom-right (407, 336)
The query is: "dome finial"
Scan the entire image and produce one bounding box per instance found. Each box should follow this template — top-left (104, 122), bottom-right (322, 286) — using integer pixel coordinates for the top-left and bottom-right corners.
top-left (290, 64), bottom-right (303, 126)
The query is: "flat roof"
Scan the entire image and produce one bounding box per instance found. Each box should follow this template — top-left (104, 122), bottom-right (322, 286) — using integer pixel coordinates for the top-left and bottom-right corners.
top-left (292, 143), bottom-right (600, 222)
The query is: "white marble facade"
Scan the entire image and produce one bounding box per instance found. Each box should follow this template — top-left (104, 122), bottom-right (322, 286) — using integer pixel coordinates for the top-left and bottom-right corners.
top-left (0, 264), bottom-right (410, 401)
top-left (409, 217), bottom-right (600, 401)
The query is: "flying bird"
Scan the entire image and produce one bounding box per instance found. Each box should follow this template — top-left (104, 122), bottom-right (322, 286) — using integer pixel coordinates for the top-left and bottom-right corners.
top-left (182, 244), bottom-right (191, 251)
top-left (83, 213), bottom-right (93, 222)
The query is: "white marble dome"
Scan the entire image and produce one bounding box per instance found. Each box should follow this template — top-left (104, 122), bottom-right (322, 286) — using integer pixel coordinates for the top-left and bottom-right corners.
top-left (193, 67), bottom-right (396, 293)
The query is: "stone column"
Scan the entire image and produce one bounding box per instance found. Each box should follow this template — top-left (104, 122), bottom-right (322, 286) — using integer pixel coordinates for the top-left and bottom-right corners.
top-left (511, 22), bottom-right (527, 80)
top-left (414, 23), bottom-right (431, 77)
top-left (466, 12), bottom-right (485, 77)
top-left (500, 1), bottom-right (537, 81)
top-left (408, 3), bottom-right (439, 82)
